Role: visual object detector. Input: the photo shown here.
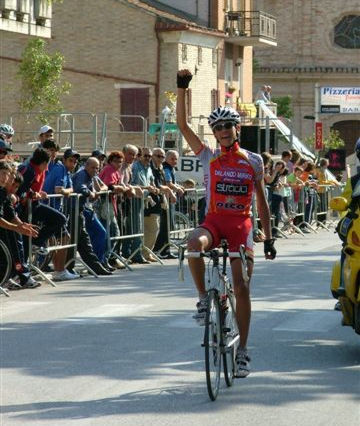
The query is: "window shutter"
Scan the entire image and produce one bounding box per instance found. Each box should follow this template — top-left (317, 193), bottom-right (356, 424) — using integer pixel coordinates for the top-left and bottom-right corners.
top-left (211, 89), bottom-right (220, 111)
top-left (120, 88), bottom-right (149, 131)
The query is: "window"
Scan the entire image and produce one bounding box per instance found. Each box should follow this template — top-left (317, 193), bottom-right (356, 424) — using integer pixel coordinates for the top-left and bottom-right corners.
top-left (334, 15), bottom-right (360, 49)
top-left (120, 88), bottom-right (149, 132)
top-left (0, 0), bottom-right (52, 37)
top-left (182, 44), bottom-right (187, 62)
top-left (212, 48), bottom-right (218, 66)
top-left (198, 46), bottom-right (203, 65)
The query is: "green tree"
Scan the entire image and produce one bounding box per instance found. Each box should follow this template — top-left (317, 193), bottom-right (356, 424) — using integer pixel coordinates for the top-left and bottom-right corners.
top-left (17, 38), bottom-right (71, 123)
top-left (303, 129), bottom-right (345, 160)
top-left (271, 95), bottom-right (293, 119)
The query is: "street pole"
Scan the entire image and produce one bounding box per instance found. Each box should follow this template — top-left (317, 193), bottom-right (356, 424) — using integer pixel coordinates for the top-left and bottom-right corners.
top-left (159, 106), bottom-right (171, 149)
top-left (314, 83), bottom-right (321, 157)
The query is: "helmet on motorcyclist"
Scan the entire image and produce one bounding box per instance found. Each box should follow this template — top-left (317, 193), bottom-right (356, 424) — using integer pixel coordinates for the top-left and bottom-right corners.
top-left (355, 138), bottom-right (360, 161)
top-left (330, 196), bottom-right (348, 212)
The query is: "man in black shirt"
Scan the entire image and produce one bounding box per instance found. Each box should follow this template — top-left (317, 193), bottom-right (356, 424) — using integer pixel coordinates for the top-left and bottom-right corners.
top-left (143, 148), bottom-right (176, 261)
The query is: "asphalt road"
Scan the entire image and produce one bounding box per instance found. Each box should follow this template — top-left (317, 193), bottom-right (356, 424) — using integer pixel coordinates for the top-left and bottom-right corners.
top-left (1, 229), bottom-right (359, 425)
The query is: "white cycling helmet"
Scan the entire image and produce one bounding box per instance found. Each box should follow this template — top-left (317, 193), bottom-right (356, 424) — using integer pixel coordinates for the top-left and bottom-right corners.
top-left (0, 123), bottom-right (14, 136)
top-left (208, 106), bottom-right (241, 128)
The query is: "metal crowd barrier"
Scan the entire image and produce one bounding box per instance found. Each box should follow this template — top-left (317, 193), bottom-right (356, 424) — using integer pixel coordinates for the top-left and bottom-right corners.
top-left (27, 193), bottom-right (94, 286)
top-left (164, 188), bottom-right (206, 252)
top-left (1, 182), bottom-right (343, 295)
top-left (97, 188), bottom-right (206, 262)
top-left (95, 190), bottom-right (163, 270)
top-left (265, 183), bottom-right (345, 238)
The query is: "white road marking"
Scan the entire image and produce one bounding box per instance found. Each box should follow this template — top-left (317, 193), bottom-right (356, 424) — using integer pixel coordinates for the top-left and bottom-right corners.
top-left (252, 298), bottom-right (334, 311)
top-left (59, 304), bottom-right (152, 324)
top-left (0, 301), bottom-right (49, 317)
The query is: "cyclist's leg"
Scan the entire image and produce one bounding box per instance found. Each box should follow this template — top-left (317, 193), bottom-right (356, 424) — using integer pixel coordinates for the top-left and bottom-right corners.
top-left (187, 227), bottom-right (213, 298)
top-left (225, 217), bottom-right (254, 349)
top-left (230, 258), bottom-right (254, 349)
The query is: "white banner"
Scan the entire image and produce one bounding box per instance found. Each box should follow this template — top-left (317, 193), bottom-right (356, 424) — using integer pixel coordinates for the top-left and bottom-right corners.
top-left (320, 87), bottom-right (360, 114)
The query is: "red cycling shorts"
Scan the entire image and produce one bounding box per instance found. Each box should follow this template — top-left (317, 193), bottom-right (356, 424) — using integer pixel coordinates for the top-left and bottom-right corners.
top-left (199, 213), bottom-right (254, 258)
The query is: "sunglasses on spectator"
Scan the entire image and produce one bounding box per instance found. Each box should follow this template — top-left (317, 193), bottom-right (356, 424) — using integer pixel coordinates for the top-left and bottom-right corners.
top-left (154, 154), bottom-right (165, 159)
top-left (0, 150), bottom-right (7, 155)
top-left (212, 121), bottom-right (236, 132)
top-left (143, 154), bottom-right (151, 158)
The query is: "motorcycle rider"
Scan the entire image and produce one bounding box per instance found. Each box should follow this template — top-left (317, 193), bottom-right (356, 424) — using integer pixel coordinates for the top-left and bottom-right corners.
top-left (333, 138), bottom-right (360, 311)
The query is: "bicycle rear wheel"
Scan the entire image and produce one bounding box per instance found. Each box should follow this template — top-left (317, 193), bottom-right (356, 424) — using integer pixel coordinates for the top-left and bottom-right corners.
top-left (0, 239), bottom-right (12, 288)
top-left (223, 293), bottom-right (238, 387)
top-left (204, 289), bottom-right (222, 401)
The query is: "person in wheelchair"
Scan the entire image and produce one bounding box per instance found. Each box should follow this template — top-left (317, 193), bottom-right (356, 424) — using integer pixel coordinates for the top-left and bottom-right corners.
top-left (0, 162), bottom-right (40, 288)
top-left (176, 69), bottom-right (276, 378)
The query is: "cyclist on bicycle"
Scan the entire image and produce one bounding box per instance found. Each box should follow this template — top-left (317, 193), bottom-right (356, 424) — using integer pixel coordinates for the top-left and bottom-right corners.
top-left (176, 69), bottom-right (276, 378)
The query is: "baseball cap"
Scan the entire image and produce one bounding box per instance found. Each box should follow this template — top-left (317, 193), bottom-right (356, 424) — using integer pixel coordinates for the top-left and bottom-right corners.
top-left (0, 138), bottom-right (13, 152)
top-left (39, 125), bottom-right (54, 135)
top-left (92, 149), bottom-right (106, 158)
top-left (64, 148), bottom-right (80, 159)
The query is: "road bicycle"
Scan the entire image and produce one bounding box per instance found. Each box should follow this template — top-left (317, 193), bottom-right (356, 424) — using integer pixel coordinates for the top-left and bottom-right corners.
top-left (179, 240), bottom-right (248, 401)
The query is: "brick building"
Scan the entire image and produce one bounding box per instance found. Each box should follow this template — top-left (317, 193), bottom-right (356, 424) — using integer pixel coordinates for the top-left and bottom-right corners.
top-left (253, 0), bottom-right (360, 155)
top-left (0, 0), bottom-right (276, 153)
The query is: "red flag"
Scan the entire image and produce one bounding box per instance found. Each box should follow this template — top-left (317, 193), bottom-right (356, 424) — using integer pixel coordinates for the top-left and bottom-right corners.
top-left (315, 122), bottom-right (323, 150)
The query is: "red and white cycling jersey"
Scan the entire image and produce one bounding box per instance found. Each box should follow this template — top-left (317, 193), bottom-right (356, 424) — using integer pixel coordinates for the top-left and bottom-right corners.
top-left (196, 142), bottom-right (264, 217)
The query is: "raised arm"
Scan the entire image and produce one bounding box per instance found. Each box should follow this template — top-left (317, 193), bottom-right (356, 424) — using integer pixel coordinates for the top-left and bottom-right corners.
top-left (176, 69), bottom-right (203, 154)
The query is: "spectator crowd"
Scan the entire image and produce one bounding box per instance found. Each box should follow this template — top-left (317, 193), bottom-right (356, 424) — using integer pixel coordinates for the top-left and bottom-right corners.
top-left (0, 123), bottom-right (186, 291)
top-left (0, 123), bottom-right (343, 292)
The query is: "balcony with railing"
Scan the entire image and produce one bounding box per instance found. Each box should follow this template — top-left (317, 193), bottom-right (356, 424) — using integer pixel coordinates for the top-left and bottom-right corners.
top-left (225, 10), bottom-right (277, 46)
top-left (0, 0), bottom-right (52, 37)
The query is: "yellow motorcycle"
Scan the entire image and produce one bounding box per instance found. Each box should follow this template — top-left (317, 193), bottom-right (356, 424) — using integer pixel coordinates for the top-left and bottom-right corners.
top-left (330, 191), bottom-right (360, 335)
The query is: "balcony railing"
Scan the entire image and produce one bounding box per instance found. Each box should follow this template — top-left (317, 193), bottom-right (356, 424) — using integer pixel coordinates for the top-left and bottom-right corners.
top-left (0, 0), bottom-right (52, 37)
top-left (225, 10), bottom-right (277, 46)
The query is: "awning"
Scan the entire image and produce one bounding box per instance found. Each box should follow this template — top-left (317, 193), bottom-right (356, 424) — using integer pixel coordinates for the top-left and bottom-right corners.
top-left (149, 122), bottom-right (179, 136)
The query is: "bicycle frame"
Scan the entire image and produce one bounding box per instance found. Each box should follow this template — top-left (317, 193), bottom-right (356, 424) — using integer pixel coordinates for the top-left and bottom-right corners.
top-left (178, 240), bottom-right (247, 400)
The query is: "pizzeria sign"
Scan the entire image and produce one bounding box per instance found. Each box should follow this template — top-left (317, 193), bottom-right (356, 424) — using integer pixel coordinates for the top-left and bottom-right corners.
top-left (320, 87), bottom-right (360, 114)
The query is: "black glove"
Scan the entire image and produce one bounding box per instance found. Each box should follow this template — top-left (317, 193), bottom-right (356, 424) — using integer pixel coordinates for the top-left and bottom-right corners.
top-left (264, 238), bottom-right (276, 259)
top-left (177, 73), bottom-right (192, 89)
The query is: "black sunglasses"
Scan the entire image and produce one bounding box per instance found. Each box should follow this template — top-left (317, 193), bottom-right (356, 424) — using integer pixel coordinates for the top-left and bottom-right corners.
top-left (0, 150), bottom-right (7, 155)
top-left (155, 154), bottom-right (165, 159)
top-left (212, 121), bottom-right (236, 132)
top-left (143, 154), bottom-right (151, 158)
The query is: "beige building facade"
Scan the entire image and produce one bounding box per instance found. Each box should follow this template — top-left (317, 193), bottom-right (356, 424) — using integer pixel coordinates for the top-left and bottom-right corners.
top-left (0, 0), bottom-right (276, 153)
top-left (254, 0), bottom-right (360, 155)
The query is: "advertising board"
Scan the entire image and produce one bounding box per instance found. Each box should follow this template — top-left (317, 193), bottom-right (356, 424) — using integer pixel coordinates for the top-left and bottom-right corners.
top-left (320, 87), bottom-right (360, 114)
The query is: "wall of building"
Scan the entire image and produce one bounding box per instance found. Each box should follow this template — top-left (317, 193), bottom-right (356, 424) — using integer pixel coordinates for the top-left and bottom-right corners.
top-left (0, 0), bottom-right (257, 153)
top-left (253, 0), bottom-right (360, 152)
top-left (0, 0), bottom-right (160, 152)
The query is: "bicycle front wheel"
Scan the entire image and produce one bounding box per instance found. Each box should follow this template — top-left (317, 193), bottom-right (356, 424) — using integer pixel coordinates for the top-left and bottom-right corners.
top-left (204, 289), bottom-right (222, 401)
top-left (223, 293), bottom-right (238, 387)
